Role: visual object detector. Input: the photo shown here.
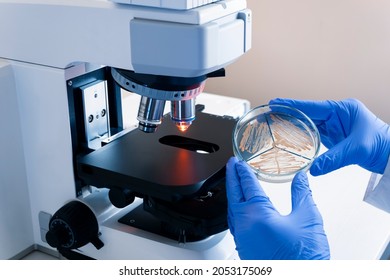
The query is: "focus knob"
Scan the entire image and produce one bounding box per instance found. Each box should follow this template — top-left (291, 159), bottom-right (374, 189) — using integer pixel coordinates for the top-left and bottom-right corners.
top-left (108, 188), bottom-right (135, 208)
top-left (46, 223), bottom-right (72, 248)
top-left (45, 200), bottom-right (103, 250)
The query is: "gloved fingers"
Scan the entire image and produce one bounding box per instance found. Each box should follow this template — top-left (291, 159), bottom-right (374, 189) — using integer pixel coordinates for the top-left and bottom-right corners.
top-left (269, 98), bottom-right (334, 123)
top-left (310, 138), bottom-right (355, 176)
top-left (235, 161), bottom-right (272, 203)
top-left (290, 171), bottom-right (314, 211)
top-left (226, 157), bottom-right (245, 203)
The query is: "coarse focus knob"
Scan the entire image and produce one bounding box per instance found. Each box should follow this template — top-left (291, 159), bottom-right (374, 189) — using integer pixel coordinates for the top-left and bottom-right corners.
top-left (45, 200), bottom-right (103, 250)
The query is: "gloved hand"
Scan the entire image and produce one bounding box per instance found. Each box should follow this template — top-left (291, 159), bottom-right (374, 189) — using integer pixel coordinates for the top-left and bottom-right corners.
top-left (269, 98), bottom-right (390, 175)
top-left (226, 157), bottom-right (330, 260)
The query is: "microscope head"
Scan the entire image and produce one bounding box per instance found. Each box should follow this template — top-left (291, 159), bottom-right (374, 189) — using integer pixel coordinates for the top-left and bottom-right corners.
top-left (111, 68), bottom-right (225, 133)
top-left (106, 1), bottom-right (251, 133)
top-left (0, 0), bottom-right (250, 134)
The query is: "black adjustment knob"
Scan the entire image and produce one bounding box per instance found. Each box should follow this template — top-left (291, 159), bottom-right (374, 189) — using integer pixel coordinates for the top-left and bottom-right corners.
top-left (108, 188), bottom-right (135, 208)
top-left (45, 200), bottom-right (103, 250)
top-left (46, 226), bottom-right (70, 248)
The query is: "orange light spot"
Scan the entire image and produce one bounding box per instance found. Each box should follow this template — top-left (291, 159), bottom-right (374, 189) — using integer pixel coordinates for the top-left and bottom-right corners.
top-left (176, 122), bottom-right (191, 132)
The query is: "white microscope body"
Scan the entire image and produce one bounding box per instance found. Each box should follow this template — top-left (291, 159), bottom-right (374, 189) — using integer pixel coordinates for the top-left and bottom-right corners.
top-left (0, 0), bottom-right (251, 259)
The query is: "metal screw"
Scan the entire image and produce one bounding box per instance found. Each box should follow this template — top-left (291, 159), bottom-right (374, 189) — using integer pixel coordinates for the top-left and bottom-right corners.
top-left (101, 109), bottom-right (106, 117)
top-left (88, 115), bottom-right (93, 123)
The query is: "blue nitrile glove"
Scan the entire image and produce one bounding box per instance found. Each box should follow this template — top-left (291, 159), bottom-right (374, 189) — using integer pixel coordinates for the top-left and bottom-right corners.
top-left (269, 98), bottom-right (390, 176)
top-left (226, 157), bottom-right (330, 260)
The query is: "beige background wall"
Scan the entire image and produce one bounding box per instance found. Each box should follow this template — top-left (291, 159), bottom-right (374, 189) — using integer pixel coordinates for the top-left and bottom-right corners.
top-left (205, 0), bottom-right (390, 123)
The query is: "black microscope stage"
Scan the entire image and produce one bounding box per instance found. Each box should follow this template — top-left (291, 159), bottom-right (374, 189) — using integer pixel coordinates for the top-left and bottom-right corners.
top-left (76, 111), bottom-right (237, 241)
top-left (77, 111), bottom-right (236, 202)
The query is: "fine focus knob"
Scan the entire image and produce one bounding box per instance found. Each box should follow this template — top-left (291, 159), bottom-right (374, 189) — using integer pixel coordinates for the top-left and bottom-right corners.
top-left (45, 200), bottom-right (103, 250)
top-left (46, 222), bottom-right (73, 248)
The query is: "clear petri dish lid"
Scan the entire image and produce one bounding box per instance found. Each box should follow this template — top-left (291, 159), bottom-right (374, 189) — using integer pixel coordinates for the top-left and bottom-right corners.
top-left (233, 104), bottom-right (320, 183)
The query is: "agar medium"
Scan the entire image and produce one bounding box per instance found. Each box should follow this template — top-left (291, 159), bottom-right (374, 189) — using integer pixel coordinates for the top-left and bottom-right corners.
top-left (233, 104), bottom-right (320, 183)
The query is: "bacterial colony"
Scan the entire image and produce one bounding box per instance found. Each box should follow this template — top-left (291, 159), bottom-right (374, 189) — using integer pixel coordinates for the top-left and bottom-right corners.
top-left (238, 113), bottom-right (316, 177)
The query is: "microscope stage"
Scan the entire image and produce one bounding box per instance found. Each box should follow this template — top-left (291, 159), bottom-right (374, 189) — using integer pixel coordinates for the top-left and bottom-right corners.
top-left (77, 111), bottom-right (236, 202)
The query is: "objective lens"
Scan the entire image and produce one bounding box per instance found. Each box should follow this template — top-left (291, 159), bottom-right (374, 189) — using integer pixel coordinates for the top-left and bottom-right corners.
top-left (137, 96), bottom-right (166, 133)
top-left (171, 99), bottom-right (196, 132)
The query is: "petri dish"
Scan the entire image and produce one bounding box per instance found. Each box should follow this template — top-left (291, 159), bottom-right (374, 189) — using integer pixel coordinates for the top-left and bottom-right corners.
top-left (232, 104), bottom-right (320, 183)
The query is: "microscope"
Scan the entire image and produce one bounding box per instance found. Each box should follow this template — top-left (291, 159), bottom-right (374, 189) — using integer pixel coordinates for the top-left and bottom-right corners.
top-left (0, 0), bottom-right (251, 259)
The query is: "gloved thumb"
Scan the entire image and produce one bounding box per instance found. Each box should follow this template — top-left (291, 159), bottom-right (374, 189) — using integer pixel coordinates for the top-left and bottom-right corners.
top-left (235, 161), bottom-right (269, 202)
top-left (310, 138), bottom-right (355, 176)
top-left (291, 171), bottom-right (314, 211)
